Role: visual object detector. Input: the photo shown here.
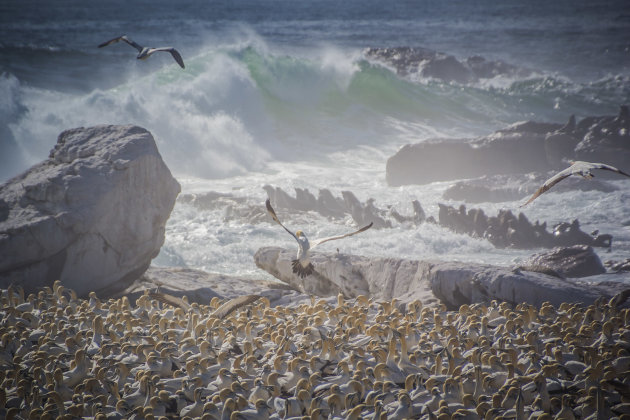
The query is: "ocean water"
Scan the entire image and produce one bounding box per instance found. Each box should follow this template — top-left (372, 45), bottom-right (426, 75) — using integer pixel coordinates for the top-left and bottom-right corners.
top-left (2, 0), bottom-right (630, 283)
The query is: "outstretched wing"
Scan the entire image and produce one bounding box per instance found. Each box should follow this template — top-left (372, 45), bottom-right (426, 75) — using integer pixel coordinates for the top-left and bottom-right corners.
top-left (151, 47), bottom-right (185, 68)
top-left (98, 35), bottom-right (143, 52)
top-left (595, 162), bottom-right (630, 178)
top-left (522, 161), bottom-right (630, 207)
top-left (211, 295), bottom-right (262, 319)
top-left (149, 292), bottom-right (191, 311)
top-left (520, 169), bottom-right (573, 207)
top-left (311, 222), bottom-right (373, 249)
top-left (266, 199), bottom-right (298, 242)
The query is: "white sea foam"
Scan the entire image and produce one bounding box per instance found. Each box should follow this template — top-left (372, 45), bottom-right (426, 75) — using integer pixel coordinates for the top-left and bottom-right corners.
top-left (157, 151), bottom-right (630, 285)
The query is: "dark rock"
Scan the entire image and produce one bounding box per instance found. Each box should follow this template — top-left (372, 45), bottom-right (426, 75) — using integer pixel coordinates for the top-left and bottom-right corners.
top-left (522, 245), bottom-right (606, 278)
top-left (437, 203), bottom-right (612, 249)
top-left (295, 188), bottom-right (318, 212)
top-left (552, 220), bottom-right (612, 248)
top-left (420, 55), bottom-right (473, 83)
top-left (412, 200), bottom-right (426, 223)
top-left (390, 200), bottom-right (426, 225)
top-left (544, 132), bottom-right (579, 166)
top-left (386, 128), bottom-right (552, 186)
top-left (364, 47), bottom-right (532, 83)
top-left (263, 185), bottom-right (299, 209)
top-left (558, 114), bottom-right (577, 134)
top-left (575, 105), bottom-right (630, 171)
top-left (317, 189), bottom-right (346, 218)
top-left (263, 186), bottom-right (410, 229)
top-left (387, 108), bottom-right (630, 186)
top-left (605, 258), bottom-right (630, 272)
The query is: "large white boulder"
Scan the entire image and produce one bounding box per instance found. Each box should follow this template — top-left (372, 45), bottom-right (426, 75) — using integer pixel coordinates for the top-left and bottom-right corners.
top-left (0, 125), bottom-right (180, 296)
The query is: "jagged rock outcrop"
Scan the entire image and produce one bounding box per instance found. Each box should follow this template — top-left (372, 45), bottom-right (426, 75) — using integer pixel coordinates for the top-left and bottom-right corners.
top-left (0, 125), bottom-right (180, 296)
top-left (364, 47), bottom-right (531, 83)
top-left (605, 258), bottom-right (630, 273)
top-left (575, 105), bottom-right (630, 170)
top-left (387, 107), bottom-right (630, 186)
top-left (437, 203), bottom-right (612, 249)
top-left (520, 245), bottom-right (606, 278)
top-left (178, 186), bottom-right (426, 228)
top-left (254, 246), bottom-right (628, 308)
top-left (263, 185), bottom-right (425, 228)
top-left (544, 115), bottom-right (579, 166)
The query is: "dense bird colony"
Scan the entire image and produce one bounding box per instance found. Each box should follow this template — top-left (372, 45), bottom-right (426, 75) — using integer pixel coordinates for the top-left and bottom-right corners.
top-left (1, 281), bottom-right (629, 420)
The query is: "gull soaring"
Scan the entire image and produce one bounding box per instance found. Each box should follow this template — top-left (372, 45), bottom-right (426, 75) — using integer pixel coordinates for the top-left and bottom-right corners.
top-left (98, 35), bottom-right (185, 68)
top-left (521, 160), bottom-right (630, 207)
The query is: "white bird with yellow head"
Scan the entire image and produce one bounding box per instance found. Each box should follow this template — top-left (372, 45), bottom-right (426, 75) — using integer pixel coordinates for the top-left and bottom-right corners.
top-left (266, 198), bottom-right (373, 278)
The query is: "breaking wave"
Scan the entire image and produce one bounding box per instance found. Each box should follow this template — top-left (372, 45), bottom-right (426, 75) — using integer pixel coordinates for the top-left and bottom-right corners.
top-left (1, 38), bottom-right (628, 181)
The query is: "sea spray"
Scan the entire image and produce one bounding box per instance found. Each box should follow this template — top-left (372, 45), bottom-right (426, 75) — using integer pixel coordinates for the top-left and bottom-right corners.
top-left (3, 40), bottom-right (628, 181)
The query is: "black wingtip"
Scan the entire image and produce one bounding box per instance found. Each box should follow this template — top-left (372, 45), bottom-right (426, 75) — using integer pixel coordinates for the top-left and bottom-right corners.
top-left (97, 35), bottom-right (123, 48)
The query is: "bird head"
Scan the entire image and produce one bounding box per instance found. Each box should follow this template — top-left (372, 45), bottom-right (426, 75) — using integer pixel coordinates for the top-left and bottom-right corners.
top-left (295, 230), bottom-right (304, 237)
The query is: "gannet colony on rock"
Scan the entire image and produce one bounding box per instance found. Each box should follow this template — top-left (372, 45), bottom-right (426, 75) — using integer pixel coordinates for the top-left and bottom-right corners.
top-left (266, 199), bottom-right (373, 278)
top-left (1, 281), bottom-right (629, 419)
top-left (98, 35), bottom-right (186, 69)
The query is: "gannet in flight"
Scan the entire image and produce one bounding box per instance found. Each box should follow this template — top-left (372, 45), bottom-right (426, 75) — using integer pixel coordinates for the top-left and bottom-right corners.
top-left (266, 199), bottom-right (373, 278)
top-left (98, 35), bottom-right (185, 68)
top-left (521, 160), bottom-right (630, 206)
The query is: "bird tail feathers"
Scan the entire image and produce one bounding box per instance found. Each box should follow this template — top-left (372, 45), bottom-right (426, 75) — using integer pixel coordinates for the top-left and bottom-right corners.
top-left (292, 260), bottom-right (314, 278)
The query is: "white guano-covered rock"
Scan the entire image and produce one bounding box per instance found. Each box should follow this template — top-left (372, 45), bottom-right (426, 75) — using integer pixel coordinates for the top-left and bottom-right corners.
top-left (254, 246), bottom-right (628, 308)
top-left (254, 247), bottom-right (439, 305)
top-left (0, 125), bottom-right (180, 296)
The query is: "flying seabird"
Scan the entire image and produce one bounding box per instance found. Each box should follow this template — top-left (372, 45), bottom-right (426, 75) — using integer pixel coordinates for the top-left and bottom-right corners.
top-left (521, 160), bottom-right (630, 206)
top-left (265, 198), bottom-right (373, 278)
top-left (98, 35), bottom-right (185, 68)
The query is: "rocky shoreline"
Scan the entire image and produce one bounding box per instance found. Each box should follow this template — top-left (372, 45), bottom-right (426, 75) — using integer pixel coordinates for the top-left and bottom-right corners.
top-left (1, 115), bottom-right (630, 419)
top-left (2, 124), bottom-right (628, 307)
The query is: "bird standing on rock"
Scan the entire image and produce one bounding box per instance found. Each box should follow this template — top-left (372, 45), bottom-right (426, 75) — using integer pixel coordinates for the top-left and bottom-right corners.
top-left (266, 198), bottom-right (373, 278)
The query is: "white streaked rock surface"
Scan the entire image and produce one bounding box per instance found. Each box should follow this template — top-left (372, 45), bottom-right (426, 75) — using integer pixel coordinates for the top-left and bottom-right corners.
top-left (254, 246), bottom-right (629, 308)
top-left (0, 125), bottom-right (180, 296)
